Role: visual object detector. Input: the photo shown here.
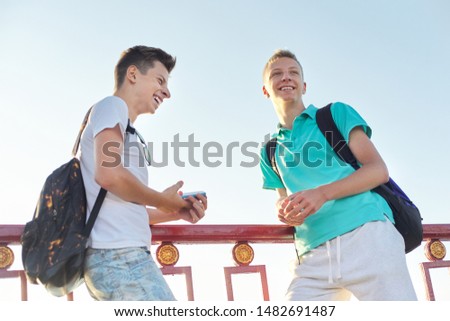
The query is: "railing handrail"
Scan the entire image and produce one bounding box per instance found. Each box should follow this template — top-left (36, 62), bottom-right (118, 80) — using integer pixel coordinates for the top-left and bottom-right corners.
top-left (2, 223), bottom-right (450, 301)
top-left (2, 223), bottom-right (450, 245)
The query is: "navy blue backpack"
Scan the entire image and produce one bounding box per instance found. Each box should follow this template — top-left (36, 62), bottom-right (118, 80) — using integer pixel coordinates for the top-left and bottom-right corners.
top-left (265, 104), bottom-right (423, 253)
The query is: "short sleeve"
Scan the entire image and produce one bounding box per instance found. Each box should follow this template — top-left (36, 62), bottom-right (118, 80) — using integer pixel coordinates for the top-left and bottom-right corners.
top-left (90, 96), bottom-right (129, 138)
top-left (330, 102), bottom-right (372, 142)
top-left (259, 143), bottom-right (285, 190)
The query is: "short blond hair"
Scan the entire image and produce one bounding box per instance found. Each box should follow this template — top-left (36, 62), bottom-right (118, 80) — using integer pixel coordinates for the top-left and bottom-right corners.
top-left (263, 49), bottom-right (304, 80)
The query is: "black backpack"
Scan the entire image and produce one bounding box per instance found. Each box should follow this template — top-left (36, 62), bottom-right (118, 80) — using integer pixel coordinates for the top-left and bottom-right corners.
top-left (265, 103), bottom-right (423, 253)
top-left (21, 108), bottom-right (107, 296)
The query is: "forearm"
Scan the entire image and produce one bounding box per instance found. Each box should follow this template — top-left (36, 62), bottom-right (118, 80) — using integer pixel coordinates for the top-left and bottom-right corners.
top-left (96, 165), bottom-right (168, 208)
top-left (147, 208), bottom-right (180, 225)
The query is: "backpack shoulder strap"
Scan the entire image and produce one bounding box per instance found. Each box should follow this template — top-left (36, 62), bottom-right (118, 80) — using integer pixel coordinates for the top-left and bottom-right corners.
top-left (316, 103), bottom-right (359, 170)
top-left (126, 119), bottom-right (136, 134)
top-left (70, 106), bottom-right (107, 235)
top-left (72, 107), bottom-right (93, 157)
top-left (83, 188), bottom-right (107, 236)
top-left (265, 137), bottom-right (281, 180)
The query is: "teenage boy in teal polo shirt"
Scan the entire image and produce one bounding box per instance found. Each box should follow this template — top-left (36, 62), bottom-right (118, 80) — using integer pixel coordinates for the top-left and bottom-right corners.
top-left (260, 49), bottom-right (417, 300)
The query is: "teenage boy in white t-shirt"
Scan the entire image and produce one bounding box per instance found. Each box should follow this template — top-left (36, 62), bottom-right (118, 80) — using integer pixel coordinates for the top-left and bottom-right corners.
top-left (80, 46), bottom-right (207, 301)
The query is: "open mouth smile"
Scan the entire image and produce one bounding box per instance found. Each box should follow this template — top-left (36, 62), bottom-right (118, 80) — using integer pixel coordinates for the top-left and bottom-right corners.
top-left (279, 86), bottom-right (295, 91)
top-left (153, 95), bottom-right (162, 106)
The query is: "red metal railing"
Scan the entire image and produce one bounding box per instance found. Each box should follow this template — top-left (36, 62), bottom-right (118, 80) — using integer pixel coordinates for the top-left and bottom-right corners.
top-left (1, 224), bottom-right (449, 301)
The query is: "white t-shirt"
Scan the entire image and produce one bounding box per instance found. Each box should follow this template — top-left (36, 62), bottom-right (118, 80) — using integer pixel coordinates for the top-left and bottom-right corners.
top-left (79, 96), bottom-right (151, 249)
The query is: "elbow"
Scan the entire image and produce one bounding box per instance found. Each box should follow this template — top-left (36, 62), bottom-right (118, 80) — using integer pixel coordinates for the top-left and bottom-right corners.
top-left (95, 168), bottom-right (120, 190)
top-left (95, 174), bottom-right (113, 190)
top-left (379, 165), bottom-right (390, 184)
top-left (380, 173), bottom-right (390, 185)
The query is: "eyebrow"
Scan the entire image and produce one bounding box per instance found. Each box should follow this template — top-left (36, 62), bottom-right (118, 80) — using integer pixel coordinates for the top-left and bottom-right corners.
top-left (269, 68), bottom-right (282, 75)
top-left (269, 66), bottom-right (299, 77)
top-left (271, 66), bottom-right (300, 72)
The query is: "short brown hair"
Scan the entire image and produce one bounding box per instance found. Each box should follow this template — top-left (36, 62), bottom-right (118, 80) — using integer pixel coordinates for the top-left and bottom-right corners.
top-left (114, 46), bottom-right (177, 90)
top-left (263, 49), bottom-right (304, 80)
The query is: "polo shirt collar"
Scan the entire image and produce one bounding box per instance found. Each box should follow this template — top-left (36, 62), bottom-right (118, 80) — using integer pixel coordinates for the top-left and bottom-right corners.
top-left (276, 104), bottom-right (318, 134)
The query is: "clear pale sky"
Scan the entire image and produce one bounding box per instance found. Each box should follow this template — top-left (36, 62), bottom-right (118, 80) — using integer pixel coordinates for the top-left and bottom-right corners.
top-left (1, 0), bottom-right (449, 301)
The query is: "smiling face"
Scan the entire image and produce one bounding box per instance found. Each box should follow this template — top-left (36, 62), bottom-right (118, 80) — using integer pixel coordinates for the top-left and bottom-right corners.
top-left (132, 61), bottom-right (171, 115)
top-left (263, 57), bottom-right (306, 107)
top-left (113, 46), bottom-right (176, 120)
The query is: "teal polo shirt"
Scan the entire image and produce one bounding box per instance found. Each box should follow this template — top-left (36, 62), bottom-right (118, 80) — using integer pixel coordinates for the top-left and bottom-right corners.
top-left (260, 102), bottom-right (393, 256)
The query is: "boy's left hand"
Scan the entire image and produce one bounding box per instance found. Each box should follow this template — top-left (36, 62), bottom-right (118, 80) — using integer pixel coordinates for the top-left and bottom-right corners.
top-left (176, 193), bottom-right (207, 223)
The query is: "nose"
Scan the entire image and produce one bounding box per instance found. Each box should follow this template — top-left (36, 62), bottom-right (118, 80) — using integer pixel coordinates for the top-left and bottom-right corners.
top-left (281, 72), bottom-right (292, 82)
top-left (162, 86), bottom-right (171, 99)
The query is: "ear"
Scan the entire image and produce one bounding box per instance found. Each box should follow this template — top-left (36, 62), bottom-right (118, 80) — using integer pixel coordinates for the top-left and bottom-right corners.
top-left (302, 82), bottom-right (307, 95)
top-left (262, 85), bottom-right (270, 98)
top-left (127, 65), bottom-right (138, 84)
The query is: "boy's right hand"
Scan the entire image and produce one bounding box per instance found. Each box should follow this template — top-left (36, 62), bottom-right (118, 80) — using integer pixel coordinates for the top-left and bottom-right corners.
top-left (159, 181), bottom-right (189, 213)
top-left (276, 196), bottom-right (295, 225)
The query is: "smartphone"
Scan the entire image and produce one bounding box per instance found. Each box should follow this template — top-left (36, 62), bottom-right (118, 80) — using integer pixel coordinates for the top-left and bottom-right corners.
top-left (181, 191), bottom-right (207, 199)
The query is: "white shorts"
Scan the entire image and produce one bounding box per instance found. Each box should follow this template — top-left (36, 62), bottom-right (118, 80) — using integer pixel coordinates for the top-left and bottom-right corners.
top-left (286, 219), bottom-right (417, 301)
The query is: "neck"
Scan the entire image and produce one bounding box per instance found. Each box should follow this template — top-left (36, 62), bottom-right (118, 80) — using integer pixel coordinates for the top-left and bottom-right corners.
top-left (275, 101), bottom-right (306, 129)
top-left (114, 89), bottom-right (138, 123)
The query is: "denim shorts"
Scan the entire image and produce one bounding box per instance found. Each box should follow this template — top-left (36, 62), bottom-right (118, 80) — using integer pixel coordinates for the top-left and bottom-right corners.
top-left (84, 247), bottom-right (176, 301)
